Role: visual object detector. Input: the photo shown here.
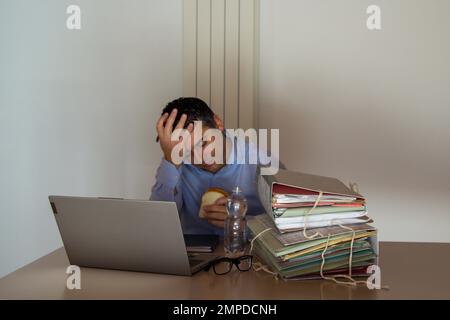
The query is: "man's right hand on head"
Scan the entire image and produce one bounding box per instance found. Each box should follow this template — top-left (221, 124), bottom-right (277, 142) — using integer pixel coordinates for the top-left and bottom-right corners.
top-left (156, 108), bottom-right (193, 167)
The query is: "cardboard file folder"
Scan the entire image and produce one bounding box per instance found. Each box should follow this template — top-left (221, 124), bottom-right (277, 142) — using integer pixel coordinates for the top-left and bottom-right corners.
top-left (257, 168), bottom-right (365, 220)
top-left (254, 168), bottom-right (378, 279)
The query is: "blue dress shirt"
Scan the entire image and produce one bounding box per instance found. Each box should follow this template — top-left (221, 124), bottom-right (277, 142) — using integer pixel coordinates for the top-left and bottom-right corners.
top-left (149, 140), bottom-right (265, 235)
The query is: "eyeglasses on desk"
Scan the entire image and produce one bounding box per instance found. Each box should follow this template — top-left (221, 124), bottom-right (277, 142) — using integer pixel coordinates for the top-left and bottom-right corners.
top-left (203, 255), bottom-right (253, 275)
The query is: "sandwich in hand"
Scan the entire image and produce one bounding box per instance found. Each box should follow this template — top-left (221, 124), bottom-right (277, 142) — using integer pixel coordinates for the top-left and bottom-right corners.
top-left (198, 188), bottom-right (229, 218)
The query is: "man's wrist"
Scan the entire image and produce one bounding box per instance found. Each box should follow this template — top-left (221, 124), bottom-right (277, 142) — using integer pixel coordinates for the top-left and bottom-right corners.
top-left (164, 153), bottom-right (181, 168)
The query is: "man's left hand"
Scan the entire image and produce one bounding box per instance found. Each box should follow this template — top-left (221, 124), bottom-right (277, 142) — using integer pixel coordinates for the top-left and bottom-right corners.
top-left (202, 197), bottom-right (228, 228)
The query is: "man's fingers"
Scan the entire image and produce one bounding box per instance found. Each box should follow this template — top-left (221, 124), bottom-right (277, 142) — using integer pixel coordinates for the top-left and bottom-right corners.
top-left (156, 113), bottom-right (169, 138)
top-left (164, 109), bottom-right (178, 136)
top-left (175, 113), bottom-right (187, 130)
top-left (214, 196), bottom-right (228, 205)
top-left (207, 219), bottom-right (225, 228)
top-left (203, 204), bottom-right (227, 214)
top-left (202, 210), bottom-right (227, 221)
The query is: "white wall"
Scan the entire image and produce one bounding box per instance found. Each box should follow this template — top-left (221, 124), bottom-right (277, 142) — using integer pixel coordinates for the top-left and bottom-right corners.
top-left (259, 0), bottom-right (450, 242)
top-left (0, 0), bottom-right (182, 278)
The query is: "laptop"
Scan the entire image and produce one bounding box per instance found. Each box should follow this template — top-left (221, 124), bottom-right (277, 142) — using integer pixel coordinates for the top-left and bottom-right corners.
top-left (48, 196), bottom-right (218, 276)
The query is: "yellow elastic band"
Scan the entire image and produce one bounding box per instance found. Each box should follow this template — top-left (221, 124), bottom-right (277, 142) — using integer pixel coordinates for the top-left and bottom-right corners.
top-left (302, 191), bottom-right (324, 239)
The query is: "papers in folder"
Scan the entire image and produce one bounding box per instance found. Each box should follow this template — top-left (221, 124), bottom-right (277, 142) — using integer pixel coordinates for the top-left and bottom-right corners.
top-left (273, 194), bottom-right (357, 204)
top-left (248, 215), bottom-right (377, 279)
top-left (258, 169), bottom-right (370, 232)
top-left (251, 168), bottom-right (378, 280)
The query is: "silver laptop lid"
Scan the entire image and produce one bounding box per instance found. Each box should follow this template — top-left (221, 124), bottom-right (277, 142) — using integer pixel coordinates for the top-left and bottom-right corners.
top-left (49, 196), bottom-right (192, 276)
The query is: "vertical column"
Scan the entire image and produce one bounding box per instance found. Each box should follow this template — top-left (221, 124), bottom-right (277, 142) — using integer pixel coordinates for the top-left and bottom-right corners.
top-left (183, 0), bottom-right (259, 129)
top-left (197, 0), bottom-right (211, 104)
top-left (224, 0), bottom-right (240, 129)
top-left (239, 0), bottom-right (258, 130)
top-left (210, 0), bottom-right (225, 120)
top-left (183, 0), bottom-right (198, 97)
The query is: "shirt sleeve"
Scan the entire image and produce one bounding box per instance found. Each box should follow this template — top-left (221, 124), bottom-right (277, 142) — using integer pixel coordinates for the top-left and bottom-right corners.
top-left (149, 158), bottom-right (183, 211)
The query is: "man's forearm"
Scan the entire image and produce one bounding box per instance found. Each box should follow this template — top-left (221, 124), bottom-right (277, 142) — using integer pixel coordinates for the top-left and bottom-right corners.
top-left (150, 158), bottom-right (183, 209)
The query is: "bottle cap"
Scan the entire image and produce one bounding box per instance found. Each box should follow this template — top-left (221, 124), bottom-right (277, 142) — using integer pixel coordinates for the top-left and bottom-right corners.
top-left (232, 186), bottom-right (242, 194)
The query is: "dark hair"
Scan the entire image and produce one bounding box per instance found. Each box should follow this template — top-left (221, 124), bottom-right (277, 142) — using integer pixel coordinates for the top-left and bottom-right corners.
top-left (156, 97), bottom-right (216, 142)
top-left (162, 97), bottom-right (216, 129)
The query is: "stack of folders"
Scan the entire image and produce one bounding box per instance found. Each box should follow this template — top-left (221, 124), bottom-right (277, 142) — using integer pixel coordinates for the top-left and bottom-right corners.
top-left (272, 184), bottom-right (369, 232)
top-left (249, 169), bottom-right (378, 280)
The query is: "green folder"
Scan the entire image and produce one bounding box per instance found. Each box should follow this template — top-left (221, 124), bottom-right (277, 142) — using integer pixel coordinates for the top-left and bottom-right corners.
top-left (281, 240), bottom-right (371, 266)
top-left (253, 240), bottom-right (376, 278)
top-left (248, 215), bottom-right (376, 258)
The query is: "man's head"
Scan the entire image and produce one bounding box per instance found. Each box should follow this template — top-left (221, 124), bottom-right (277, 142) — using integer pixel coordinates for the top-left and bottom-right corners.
top-left (161, 97), bottom-right (219, 131)
top-left (158, 97), bottom-right (226, 173)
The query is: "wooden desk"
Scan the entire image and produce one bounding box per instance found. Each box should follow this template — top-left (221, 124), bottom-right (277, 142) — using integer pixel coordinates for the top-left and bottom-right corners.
top-left (0, 242), bottom-right (449, 299)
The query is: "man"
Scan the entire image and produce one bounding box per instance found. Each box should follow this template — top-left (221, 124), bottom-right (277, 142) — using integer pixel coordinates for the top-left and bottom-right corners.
top-left (150, 97), bottom-right (265, 235)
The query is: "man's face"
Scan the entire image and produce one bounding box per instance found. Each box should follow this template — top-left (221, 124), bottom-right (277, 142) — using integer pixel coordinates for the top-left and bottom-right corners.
top-left (187, 125), bottom-right (225, 173)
